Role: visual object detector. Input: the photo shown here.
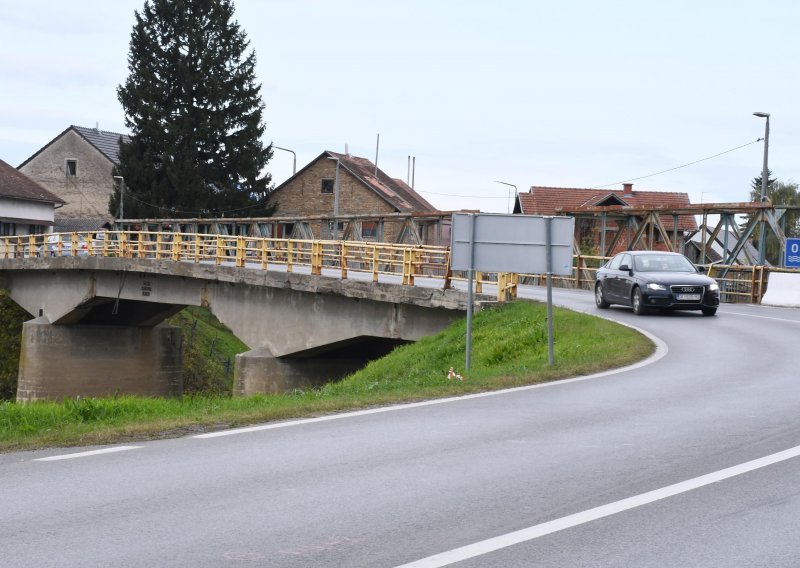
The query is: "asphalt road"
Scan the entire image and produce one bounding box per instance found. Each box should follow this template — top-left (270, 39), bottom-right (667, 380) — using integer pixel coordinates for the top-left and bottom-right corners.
top-left (2, 288), bottom-right (800, 567)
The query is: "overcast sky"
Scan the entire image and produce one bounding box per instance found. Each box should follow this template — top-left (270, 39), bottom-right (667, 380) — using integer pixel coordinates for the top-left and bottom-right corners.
top-left (1, 0), bottom-right (799, 213)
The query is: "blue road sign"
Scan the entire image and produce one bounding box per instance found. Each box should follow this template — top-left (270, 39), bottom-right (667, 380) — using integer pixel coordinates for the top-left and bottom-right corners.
top-left (786, 238), bottom-right (800, 268)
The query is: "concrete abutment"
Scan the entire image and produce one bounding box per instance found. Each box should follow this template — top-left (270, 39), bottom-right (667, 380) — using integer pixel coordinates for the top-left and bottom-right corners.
top-left (17, 318), bottom-right (183, 402)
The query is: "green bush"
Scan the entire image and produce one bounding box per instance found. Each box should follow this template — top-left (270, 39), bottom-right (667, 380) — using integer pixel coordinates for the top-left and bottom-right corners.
top-left (0, 291), bottom-right (29, 400)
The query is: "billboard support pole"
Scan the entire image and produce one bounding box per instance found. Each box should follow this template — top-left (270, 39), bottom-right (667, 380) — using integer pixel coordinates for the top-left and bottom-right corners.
top-left (545, 216), bottom-right (555, 365)
top-left (465, 214), bottom-right (476, 372)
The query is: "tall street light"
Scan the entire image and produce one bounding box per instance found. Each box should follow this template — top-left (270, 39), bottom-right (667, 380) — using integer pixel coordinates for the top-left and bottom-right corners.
top-left (494, 181), bottom-right (518, 214)
top-left (113, 175), bottom-right (125, 228)
top-left (273, 145), bottom-right (296, 175)
top-left (753, 111), bottom-right (770, 265)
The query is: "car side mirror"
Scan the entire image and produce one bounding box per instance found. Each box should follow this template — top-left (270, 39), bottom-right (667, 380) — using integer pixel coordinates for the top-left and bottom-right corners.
top-left (696, 265), bottom-right (707, 273)
top-left (619, 264), bottom-right (630, 272)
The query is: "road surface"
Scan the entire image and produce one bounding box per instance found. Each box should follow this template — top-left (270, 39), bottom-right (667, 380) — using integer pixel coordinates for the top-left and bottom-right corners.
top-left (2, 288), bottom-right (799, 567)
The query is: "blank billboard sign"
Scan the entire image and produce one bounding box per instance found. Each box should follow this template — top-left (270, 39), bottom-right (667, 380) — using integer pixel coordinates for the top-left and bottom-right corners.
top-left (450, 213), bottom-right (575, 275)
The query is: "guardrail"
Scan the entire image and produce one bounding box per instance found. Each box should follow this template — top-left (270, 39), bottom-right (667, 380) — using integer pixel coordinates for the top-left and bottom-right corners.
top-left (0, 232), bottom-right (791, 304)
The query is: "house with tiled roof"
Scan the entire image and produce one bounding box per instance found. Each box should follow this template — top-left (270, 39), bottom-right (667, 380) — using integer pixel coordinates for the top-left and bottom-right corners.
top-left (18, 125), bottom-right (130, 223)
top-left (266, 150), bottom-right (440, 242)
top-left (0, 159), bottom-right (64, 237)
top-left (514, 183), bottom-right (697, 255)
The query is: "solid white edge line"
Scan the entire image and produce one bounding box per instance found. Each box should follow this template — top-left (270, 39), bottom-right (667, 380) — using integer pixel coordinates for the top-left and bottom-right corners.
top-left (35, 446), bottom-right (143, 461)
top-left (193, 323), bottom-right (667, 439)
top-left (394, 444), bottom-right (800, 568)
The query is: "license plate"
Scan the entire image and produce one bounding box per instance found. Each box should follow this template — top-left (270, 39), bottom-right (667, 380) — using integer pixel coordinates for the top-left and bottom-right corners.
top-left (676, 293), bottom-right (701, 301)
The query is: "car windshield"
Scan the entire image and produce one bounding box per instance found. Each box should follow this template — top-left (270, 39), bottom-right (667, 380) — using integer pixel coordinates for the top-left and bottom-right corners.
top-left (634, 254), bottom-right (695, 272)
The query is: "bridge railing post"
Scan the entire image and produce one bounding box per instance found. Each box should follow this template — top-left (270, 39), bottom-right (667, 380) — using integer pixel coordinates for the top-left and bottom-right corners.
top-left (287, 240), bottom-right (295, 273)
top-left (261, 238), bottom-right (268, 270)
top-left (310, 241), bottom-right (321, 275)
top-left (402, 248), bottom-right (416, 285)
top-left (372, 245), bottom-right (379, 282)
top-left (340, 243), bottom-right (348, 279)
top-left (236, 236), bottom-right (245, 268)
top-left (215, 236), bottom-right (224, 265)
top-left (171, 233), bottom-right (182, 262)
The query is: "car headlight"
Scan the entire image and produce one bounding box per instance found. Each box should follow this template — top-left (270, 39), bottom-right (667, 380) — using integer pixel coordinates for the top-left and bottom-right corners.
top-left (646, 283), bottom-right (667, 291)
top-left (709, 282), bottom-right (719, 292)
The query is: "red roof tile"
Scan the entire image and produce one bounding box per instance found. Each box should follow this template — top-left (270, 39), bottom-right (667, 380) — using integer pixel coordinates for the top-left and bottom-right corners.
top-left (518, 186), bottom-right (697, 231)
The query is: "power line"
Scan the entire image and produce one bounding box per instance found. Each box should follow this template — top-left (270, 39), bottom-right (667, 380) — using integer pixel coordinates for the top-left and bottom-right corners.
top-left (417, 139), bottom-right (763, 200)
top-left (592, 138), bottom-right (762, 189)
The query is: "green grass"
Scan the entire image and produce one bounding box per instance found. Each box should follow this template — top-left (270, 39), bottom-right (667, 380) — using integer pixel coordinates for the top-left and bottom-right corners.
top-left (167, 306), bottom-right (249, 395)
top-left (0, 301), bottom-right (653, 452)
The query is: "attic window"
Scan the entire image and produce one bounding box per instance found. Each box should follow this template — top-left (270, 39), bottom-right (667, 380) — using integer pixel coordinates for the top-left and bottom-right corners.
top-left (321, 179), bottom-right (334, 194)
top-left (66, 159), bottom-right (77, 177)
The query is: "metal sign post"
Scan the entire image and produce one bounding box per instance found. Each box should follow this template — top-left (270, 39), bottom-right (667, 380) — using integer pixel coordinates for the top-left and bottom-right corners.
top-left (545, 216), bottom-right (554, 365)
top-left (465, 214), bottom-right (476, 371)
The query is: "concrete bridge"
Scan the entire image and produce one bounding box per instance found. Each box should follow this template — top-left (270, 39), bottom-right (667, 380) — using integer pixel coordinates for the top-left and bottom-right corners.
top-left (0, 233), bottom-right (480, 401)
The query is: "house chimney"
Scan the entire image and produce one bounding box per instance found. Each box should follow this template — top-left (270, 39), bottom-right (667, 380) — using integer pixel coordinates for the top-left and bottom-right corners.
top-left (623, 182), bottom-right (634, 197)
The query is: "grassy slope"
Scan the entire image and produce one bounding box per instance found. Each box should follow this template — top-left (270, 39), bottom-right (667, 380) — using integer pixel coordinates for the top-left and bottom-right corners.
top-left (0, 301), bottom-right (653, 451)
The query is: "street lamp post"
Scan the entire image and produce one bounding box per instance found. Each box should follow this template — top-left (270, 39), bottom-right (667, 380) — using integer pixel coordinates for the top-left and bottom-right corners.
top-left (494, 181), bottom-right (518, 214)
top-left (113, 175), bottom-right (125, 228)
top-left (753, 111), bottom-right (770, 265)
top-left (273, 146), bottom-right (296, 175)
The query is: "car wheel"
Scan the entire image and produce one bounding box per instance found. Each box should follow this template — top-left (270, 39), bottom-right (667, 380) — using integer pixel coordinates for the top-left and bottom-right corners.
top-left (702, 307), bottom-right (717, 316)
top-left (632, 287), bottom-right (646, 315)
top-left (595, 283), bottom-right (610, 309)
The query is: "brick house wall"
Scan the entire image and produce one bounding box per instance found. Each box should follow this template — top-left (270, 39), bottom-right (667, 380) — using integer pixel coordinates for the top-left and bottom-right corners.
top-left (266, 157), bottom-right (407, 241)
top-left (19, 130), bottom-right (115, 220)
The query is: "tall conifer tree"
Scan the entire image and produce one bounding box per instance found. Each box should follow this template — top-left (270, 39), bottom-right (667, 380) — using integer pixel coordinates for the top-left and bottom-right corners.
top-left (112, 0), bottom-right (273, 218)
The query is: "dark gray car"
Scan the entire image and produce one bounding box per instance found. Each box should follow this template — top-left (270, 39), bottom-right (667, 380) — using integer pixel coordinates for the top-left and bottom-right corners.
top-left (595, 251), bottom-right (720, 316)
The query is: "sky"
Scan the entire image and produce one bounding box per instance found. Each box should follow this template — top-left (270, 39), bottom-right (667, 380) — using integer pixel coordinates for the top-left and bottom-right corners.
top-left (2, 0), bottom-right (799, 214)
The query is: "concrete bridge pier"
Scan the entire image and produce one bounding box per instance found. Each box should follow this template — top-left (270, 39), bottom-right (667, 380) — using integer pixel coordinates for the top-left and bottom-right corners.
top-left (234, 347), bottom-right (366, 396)
top-left (17, 317), bottom-right (183, 402)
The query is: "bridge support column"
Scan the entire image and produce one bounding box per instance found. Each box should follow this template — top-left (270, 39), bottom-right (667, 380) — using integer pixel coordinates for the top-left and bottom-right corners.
top-left (234, 348), bottom-right (364, 396)
top-left (17, 318), bottom-right (183, 402)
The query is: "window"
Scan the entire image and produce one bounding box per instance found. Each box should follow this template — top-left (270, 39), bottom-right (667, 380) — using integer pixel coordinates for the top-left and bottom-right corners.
top-left (0, 223), bottom-right (16, 237)
top-left (361, 221), bottom-right (377, 239)
top-left (29, 224), bottom-right (45, 235)
top-left (66, 159), bottom-right (77, 177)
top-left (321, 179), bottom-right (334, 194)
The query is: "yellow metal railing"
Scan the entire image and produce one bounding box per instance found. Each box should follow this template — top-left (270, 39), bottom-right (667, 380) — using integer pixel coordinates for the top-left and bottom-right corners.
top-left (0, 231), bottom-right (456, 293)
top-left (1, 232), bottom-right (789, 304)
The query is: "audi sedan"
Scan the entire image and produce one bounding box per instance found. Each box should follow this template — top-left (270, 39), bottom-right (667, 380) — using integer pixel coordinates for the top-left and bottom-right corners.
top-left (595, 251), bottom-right (720, 316)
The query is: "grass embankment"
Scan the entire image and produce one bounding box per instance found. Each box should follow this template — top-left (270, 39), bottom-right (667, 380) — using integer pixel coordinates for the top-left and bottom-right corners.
top-left (0, 301), bottom-right (653, 452)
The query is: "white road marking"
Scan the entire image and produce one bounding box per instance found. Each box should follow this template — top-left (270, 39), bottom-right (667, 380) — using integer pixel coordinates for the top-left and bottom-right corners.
top-left (35, 446), bottom-right (142, 461)
top-left (195, 325), bottom-right (667, 439)
top-left (394, 444), bottom-right (800, 568)
top-left (725, 310), bottom-right (800, 323)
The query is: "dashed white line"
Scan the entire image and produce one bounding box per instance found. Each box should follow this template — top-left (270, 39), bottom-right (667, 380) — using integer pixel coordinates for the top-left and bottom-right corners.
top-left (394, 444), bottom-right (800, 567)
top-left (35, 446), bottom-right (142, 461)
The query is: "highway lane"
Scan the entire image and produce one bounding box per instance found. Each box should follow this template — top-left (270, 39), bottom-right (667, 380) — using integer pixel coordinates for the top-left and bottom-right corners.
top-left (2, 289), bottom-right (800, 567)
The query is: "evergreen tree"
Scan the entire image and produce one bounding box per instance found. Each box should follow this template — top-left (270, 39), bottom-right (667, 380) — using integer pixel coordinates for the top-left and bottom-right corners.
top-left (112, 0), bottom-right (273, 218)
